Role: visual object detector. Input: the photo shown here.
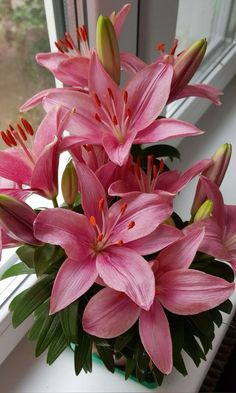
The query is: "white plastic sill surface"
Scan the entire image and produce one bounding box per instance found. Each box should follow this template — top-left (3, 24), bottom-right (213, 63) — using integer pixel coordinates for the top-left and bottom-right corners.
top-left (0, 289), bottom-right (235, 393)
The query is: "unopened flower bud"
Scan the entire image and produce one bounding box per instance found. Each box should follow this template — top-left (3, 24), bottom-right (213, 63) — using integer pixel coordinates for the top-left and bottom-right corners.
top-left (0, 194), bottom-right (40, 245)
top-left (96, 15), bottom-right (120, 84)
top-left (191, 143), bottom-right (231, 215)
top-left (194, 200), bottom-right (213, 222)
top-left (61, 161), bottom-right (78, 206)
top-left (171, 38), bottom-right (207, 98)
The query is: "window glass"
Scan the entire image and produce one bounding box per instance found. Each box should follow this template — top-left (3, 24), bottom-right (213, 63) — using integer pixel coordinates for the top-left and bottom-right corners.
top-left (0, 0), bottom-right (54, 143)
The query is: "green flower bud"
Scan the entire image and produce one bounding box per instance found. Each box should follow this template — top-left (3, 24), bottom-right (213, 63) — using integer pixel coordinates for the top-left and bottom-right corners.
top-left (61, 161), bottom-right (78, 206)
top-left (96, 15), bottom-right (120, 84)
top-left (194, 199), bottom-right (213, 222)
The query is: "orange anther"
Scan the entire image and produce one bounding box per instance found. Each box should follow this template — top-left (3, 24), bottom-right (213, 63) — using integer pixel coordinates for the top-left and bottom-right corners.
top-left (89, 215), bottom-right (96, 226)
top-left (21, 118), bottom-right (34, 136)
top-left (97, 233), bottom-right (103, 242)
top-left (95, 113), bottom-right (101, 122)
top-left (123, 90), bottom-right (128, 103)
top-left (112, 115), bottom-right (118, 126)
top-left (1, 131), bottom-right (12, 147)
top-left (157, 42), bottom-right (165, 52)
top-left (107, 87), bottom-right (114, 100)
top-left (17, 124), bottom-right (27, 141)
top-left (98, 198), bottom-right (105, 211)
top-left (120, 202), bottom-right (127, 215)
top-left (116, 240), bottom-right (124, 246)
top-left (127, 221), bottom-right (135, 229)
top-left (94, 93), bottom-right (101, 107)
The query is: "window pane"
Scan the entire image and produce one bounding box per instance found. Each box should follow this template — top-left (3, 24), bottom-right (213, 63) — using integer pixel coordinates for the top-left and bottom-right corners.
top-left (0, 0), bottom-right (54, 138)
top-left (176, 0), bottom-right (233, 53)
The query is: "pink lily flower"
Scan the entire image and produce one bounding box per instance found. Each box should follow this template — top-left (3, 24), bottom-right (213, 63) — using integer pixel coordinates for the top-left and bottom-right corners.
top-left (36, 4), bottom-right (135, 87)
top-left (109, 156), bottom-right (211, 196)
top-left (82, 229), bottom-right (234, 374)
top-left (186, 176), bottom-right (236, 272)
top-left (24, 53), bottom-right (202, 166)
top-left (34, 162), bottom-right (176, 314)
top-left (0, 106), bottom-right (70, 199)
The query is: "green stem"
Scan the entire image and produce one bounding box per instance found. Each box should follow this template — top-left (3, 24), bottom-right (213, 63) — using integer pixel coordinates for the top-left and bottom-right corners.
top-left (52, 197), bottom-right (59, 208)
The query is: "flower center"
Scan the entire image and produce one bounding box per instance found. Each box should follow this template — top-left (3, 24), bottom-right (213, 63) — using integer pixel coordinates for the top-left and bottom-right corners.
top-left (133, 156), bottom-right (164, 193)
top-left (94, 88), bottom-right (132, 144)
top-left (89, 198), bottom-right (135, 254)
top-left (0, 118), bottom-right (35, 167)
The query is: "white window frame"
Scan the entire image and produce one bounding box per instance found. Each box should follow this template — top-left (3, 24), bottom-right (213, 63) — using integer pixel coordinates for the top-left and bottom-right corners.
top-left (1, 0), bottom-right (236, 365)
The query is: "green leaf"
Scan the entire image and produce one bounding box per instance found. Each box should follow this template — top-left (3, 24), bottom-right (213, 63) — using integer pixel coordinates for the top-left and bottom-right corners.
top-left (190, 313), bottom-right (214, 337)
top-left (152, 365), bottom-right (164, 386)
top-left (1, 262), bottom-right (35, 280)
top-left (74, 332), bottom-right (92, 375)
top-left (168, 314), bottom-right (187, 376)
top-left (34, 244), bottom-right (65, 276)
top-left (209, 308), bottom-right (223, 327)
top-left (95, 345), bottom-right (115, 373)
top-left (183, 327), bottom-right (206, 366)
top-left (114, 328), bottom-right (136, 352)
top-left (83, 343), bottom-right (92, 373)
top-left (11, 276), bottom-right (53, 327)
top-left (59, 300), bottom-right (79, 344)
top-left (36, 314), bottom-right (61, 357)
top-left (16, 245), bottom-right (36, 268)
top-left (191, 259), bottom-right (234, 282)
top-left (125, 357), bottom-right (136, 380)
top-left (135, 342), bottom-right (149, 383)
top-left (28, 315), bottom-right (45, 341)
top-left (217, 299), bottom-right (233, 314)
top-left (142, 144), bottom-right (180, 161)
top-left (9, 288), bottom-right (29, 312)
top-left (47, 328), bottom-right (68, 365)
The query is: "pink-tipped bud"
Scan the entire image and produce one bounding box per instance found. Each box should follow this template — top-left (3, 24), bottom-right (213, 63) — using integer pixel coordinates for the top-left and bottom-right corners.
top-left (61, 161), bottom-right (78, 206)
top-left (191, 143), bottom-right (232, 215)
top-left (194, 199), bottom-right (213, 222)
top-left (0, 194), bottom-right (40, 245)
top-left (96, 15), bottom-right (120, 84)
top-left (170, 38), bottom-right (207, 99)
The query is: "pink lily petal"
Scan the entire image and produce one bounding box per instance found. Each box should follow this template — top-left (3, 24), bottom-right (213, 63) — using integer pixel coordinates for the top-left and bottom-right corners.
top-left (75, 162), bottom-right (108, 227)
top-left (184, 219), bottom-right (230, 261)
top-left (0, 150), bottom-right (32, 185)
top-left (89, 53), bottom-right (121, 103)
top-left (108, 176), bottom-right (140, 196)
top-left (224, 205), bottom-right (236, 242)
top-left (33, 106), bottom-right (68, 157)
top-left (126, 224), bottom-right (183, 255)
top-left (157, 269), bottom-right (234, 314)
top-left (31, 137), bottom-right (59, 199)
top-left (120, 52), bottom-right (146, 74)
top-left (109, 192), bottom-right (173, 243)
top-left (170, 84), bottom-right (222, 106)
top-left (126, 62), bottom-right (173, 132)
top-left (110, 3), bottom-right (131, 37)
top-left (50, 256), bottom-right (97, 313)
top-left (42, 91), bottom-right (102, 143)
top-left (34, 208), bottom-right (93, 261)
top-left (167, 159), bottom-right (212, 193)
top-left (102, 132), bottom-right (136, 166)
top-left (83, 287), bottom-right (140, 338)
top-left (135, 118), bottom-right (203, 144)
top-left (157, 229), bottom-right (205, 275)
top-left (200, 176), bottom-right (225, 227)
top-left (20, 87), bottom-right (84, 112)
top-left (96, 246), bottom-right (155, 310)
top-left (57, 57), bottom-right (90, 86)
top-left (139, 298), bottom-right (172, 375)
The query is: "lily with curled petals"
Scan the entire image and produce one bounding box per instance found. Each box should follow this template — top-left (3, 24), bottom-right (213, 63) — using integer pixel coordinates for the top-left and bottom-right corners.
top-left (34, 163), bottom-right (175, 314)
top-left (0, 106), bottom-right (70, 199)
top-left (82, 229), bottom-right (234, 374)
top-left (186, 176), bottom-right (236, 272)
top-left (36, 4), bottom-right (133, 88)
top-left (25, 53), bottom-right (202, 166)
top-left (109, 156), bottom-right (212, 196)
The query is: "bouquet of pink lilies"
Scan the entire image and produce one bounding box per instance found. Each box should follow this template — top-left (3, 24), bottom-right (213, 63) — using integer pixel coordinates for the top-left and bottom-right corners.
top-left (0, 3), bottom-right (235, 387)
